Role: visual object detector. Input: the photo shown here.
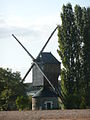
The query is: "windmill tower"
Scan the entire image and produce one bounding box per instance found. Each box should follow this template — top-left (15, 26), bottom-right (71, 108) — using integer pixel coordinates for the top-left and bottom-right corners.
top-left (32, 52), bottom-right (61, 110)
top-left (12, 26), bottom-right (62, 110)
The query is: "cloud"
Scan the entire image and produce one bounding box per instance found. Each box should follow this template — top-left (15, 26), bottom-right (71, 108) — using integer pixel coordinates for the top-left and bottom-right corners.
top-left (0, 18), bottom-right (6, 25)
top-left (0, 13), bottom-right (61, 40)
top-left (0, 15), bottom-right (6, 24)
top-left (0, 24), bottom-right (41, 39)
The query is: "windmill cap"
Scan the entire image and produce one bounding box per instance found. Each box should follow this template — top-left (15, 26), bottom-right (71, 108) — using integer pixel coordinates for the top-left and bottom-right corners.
top-left (36, 52), bottom-right (60, 64)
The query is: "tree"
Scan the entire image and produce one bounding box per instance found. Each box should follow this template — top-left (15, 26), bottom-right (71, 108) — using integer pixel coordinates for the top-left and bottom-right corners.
top-left (58, 3), bottom-right (90, 108)
top-left (0, 67), bottom-right (30, 110)
top-left (58, 3), bottom-right (78, 108)
top-left (16, 95), bottom-right (32, 110)
top-left (74, 5), bottom-right (90, 108)
top-left (81, 7), bottom-right (90, 107)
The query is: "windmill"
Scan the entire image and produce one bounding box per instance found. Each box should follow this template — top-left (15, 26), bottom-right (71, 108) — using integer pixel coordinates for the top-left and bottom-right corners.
top-left (12, 25), bottom-right (63, 110)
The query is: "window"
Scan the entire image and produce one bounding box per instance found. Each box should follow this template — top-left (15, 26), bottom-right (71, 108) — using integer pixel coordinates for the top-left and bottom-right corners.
top-left (44, 101), bottom-right (53, 110)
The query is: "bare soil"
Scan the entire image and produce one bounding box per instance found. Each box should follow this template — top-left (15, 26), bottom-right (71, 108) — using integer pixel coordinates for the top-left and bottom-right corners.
top-left (0, 109), bottom-right (90, 120)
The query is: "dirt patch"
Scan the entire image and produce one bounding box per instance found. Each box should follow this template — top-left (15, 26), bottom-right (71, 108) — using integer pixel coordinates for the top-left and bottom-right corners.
top-left (0, 109), bottom-right (90, 120)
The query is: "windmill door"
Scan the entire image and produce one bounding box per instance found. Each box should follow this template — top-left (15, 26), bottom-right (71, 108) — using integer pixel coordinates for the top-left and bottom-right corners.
top-left (44, 101), bottom-right (53, 110)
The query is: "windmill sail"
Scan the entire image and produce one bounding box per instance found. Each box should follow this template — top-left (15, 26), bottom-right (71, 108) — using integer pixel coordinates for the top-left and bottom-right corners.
top-left (12, 26), bottom-right (62, 97)
top-left (12, 26), bottom-right (59, 81)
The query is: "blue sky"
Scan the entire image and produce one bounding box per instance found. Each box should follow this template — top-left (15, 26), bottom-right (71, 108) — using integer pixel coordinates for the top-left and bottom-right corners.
top-left (0, 0), bottom-right (90, 82)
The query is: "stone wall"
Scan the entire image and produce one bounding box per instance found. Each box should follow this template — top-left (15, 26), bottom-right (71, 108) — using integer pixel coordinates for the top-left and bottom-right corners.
top-left (32, 97), bottom-right (59, 110)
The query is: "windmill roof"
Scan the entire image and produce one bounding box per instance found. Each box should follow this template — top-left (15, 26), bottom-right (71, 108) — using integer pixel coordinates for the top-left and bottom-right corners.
top-left (32, 87), bottom-right (58, 98)
top-left (36, 52), bottom-right (60, 64)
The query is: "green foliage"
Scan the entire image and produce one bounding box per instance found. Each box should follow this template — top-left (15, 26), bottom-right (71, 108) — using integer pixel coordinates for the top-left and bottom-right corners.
top-left (28, 95), bottom-right (32, 109)
top-left (58, 3), bottom-right (90, 109)
top-left (0, 67), bottom-right (32, 111)
top-left (16, 95), bottom-right (32, 110)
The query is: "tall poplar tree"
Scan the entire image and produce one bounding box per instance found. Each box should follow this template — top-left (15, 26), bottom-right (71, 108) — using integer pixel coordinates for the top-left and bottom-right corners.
top-left (58, 3), bottom-right (90, 108)
top-left (58, 3), bottom-right (78, 108)
top-left (81, 7), bottom-right (90, 107)
top-left (75, 5), bottom-right (90, 108)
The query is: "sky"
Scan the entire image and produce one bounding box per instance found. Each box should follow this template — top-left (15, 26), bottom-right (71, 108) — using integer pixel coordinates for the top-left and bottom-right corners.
top-left (0, 0), bottom-right (90, 83)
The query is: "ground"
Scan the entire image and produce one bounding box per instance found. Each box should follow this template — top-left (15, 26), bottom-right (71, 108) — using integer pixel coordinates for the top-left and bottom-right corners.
top-left (0, 109), bottom-right (90, 120)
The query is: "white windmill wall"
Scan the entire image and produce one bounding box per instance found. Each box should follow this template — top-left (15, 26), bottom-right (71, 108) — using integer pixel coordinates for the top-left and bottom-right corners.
top-left (32, 64), bottom-right (44, 86)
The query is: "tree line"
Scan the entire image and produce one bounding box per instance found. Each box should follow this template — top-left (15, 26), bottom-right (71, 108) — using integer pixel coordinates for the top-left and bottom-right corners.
top-left (0, 68), bottom-right (32, 111)
top-left (58, 3), bottom-right (90, 108)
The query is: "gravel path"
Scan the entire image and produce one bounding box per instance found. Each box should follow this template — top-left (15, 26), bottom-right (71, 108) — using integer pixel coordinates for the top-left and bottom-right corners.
top-left (0, 109), bottom-right (90, 120)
